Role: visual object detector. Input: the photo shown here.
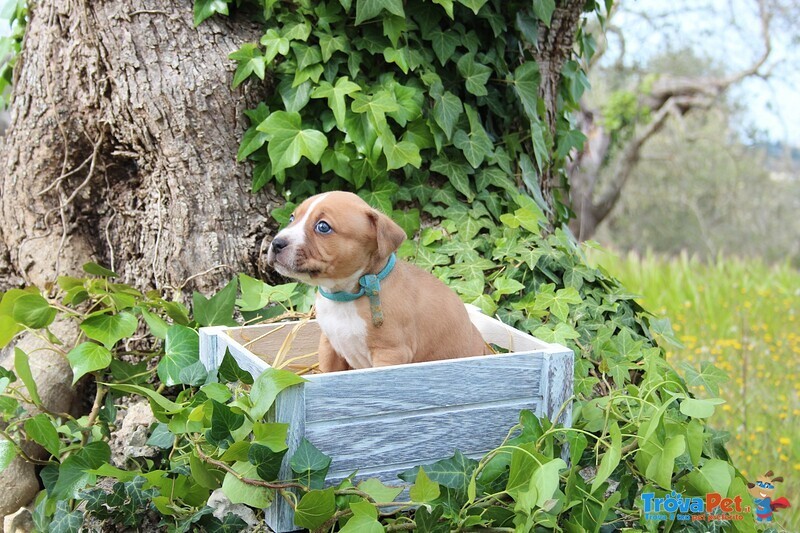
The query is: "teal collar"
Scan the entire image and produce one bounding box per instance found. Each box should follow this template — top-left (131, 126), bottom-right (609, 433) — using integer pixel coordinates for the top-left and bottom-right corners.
top-left (318, 253), bottom-right (396, 327)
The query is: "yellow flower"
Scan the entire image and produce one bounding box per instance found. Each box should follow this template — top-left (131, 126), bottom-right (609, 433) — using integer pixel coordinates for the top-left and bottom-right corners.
top-left (794, 464), bottom-right (800, 471)
top-left (780, 454), bottom-right (789, 461)
top-left (779, 437), bottom-right (791, 446)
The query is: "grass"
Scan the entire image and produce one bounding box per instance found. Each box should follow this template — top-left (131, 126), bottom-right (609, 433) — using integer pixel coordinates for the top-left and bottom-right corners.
top-left (590, 249), bottom-right (800, 530)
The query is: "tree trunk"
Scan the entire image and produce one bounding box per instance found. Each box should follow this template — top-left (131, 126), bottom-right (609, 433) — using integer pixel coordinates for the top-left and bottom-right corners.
top-left (0, 0), bottom-right (280, 293)
top-left (533, 0), bottom-right (584, 224)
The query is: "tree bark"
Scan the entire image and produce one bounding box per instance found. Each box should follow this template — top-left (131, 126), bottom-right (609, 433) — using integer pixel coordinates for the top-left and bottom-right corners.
top-left (533, 0), bottom-right (584, 224)
top-left (0, 0), bottom-right (280, 293)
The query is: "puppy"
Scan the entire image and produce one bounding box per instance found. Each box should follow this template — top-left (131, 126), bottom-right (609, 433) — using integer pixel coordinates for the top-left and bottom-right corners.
top-left (266, 191), bottom-right (489, 371)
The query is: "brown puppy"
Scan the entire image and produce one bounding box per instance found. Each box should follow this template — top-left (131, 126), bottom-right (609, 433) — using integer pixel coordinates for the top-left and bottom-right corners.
top-left (266, 191), bottom-right (489, 371)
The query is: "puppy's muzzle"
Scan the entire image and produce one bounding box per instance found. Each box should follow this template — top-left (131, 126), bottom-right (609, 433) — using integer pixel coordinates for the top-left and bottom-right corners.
top-left (271, 237), bottom-right (289, 254)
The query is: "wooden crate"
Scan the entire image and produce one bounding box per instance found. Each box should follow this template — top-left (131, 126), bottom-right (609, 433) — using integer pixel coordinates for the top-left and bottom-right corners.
top-left (199, 308), bottom-right (573, 533)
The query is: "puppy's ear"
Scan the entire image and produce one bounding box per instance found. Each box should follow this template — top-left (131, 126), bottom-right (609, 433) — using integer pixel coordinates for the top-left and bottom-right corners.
top-left (367, 209), bottom-right (406, 259)
top-left (772, 476), bottom-right (784, 483)
top-left (747, 483), bottom-right (755, 488)
top-left (765, 470), bottom-right (774, 478)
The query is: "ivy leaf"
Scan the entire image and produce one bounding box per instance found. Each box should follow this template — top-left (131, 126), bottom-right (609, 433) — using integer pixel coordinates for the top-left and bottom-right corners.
top-left (532, 0), bottom-right (555, 27)
top-left (49, 501), bottom-right (84, 533)
top-left (341, 501), bottom-right (383, 533)
top-left (260, 28), bottom-right (290, 62)
top-left (257, 111), bottom-right (328, 175)
top-left (432, 0), bottom-right (454, 18)
top-left (351, 90), bottom-right (398, 130)
top-left (398, 450), bottom-right (478, 490)
top-left (355, 0), bottom-right (405, 25)
top-left (458, 0), bottom-right (488, 14)
top-left (248, 443), bottom-right (287, 481)
top-left (24, 414), bottom-right (60, 456)
top-left (432, 91), bottom-right (463, 140)
top-left (79, 311), bottom-right (138, 349)
top-left (532, 323), bottom-right (580, 345)
top-left (0, 438), bottom-right (16, 474)
top-left (384, 138), bottom-right (421, 170)
top-left (646, 435), bottom-right (685, 489)
top-left (194, 0), bottom-right (229, 26)
top-left (157, 325), bottom-right (200, 387)
top-left (290, 438), bottom-right (332, 489)
top-left (237, 125), bottom-right (269, 161)
top-left (67, 342), bottom-right (113, 384)
top-left (514, 62), bottom-right (540, 122)
top-left (680, 397), bottom-right (725, 419)
top-left (555, 128), bottom-right (587, 159)
top-left (249, 367), bottom-right (307, 420)
top-left (82, 262), bottom-right (118, 277)
top-left (193, 278), bottom-right (237, 327)
top-left (357, 180), bottom-right (399, 213)
top-left (12, 293), bottom-right (56, 329)
top-left (205, 400), bottom-right (245, 449)
top-left (457, 53), bottom-right (492, 96)
top-left (277, 78), bottom-right (312, 114)
top-left (530, 120), bottom-right (550, 171)
top-left (229, 43), bottom-right (266, 88)
top-left (291, 42), bottom-right (322, 71)
top-left (591, 421), bottom-right (621, 493)
top-left (222, 462), bottom-right (273, 508)
top-left (357, 478), bottom-right (403, 503)
top-left (294, 488), bottom-right (336, 530)
top-left (311, 77), bottom-right (361, 130)
top-left (382, 15), bottom-right (406, 47)
top-left (492, 276), bottom-right (525, 298)
top-left (392, 209), bottom-right (420, 237)
top-left (409, 468), bottom-right (440, 502)
top-left (426, 27), bottom-right (460, 66)
top-left (680, 362), bottom-right (729, 397)
top-left (454, 105), bottom-right (493, 168)
top-left (14, 347), bottom-right (41, 406)
top-left (319, 33), bottom-right (348, 62)
top-left (383, 47), bottom-right (410, 74)
top-left (430, 153), bottom-right (472, 201)
top-left (52, 441), bottom-right (111, 499)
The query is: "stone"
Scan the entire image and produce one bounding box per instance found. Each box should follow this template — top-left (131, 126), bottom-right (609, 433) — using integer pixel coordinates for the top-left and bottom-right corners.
top-left (0, 319), bottom-right (78, 418)
top-left (110, 401), bottom-right (158, 467)
top-left (2, 506), bottom-right (34, 533)
top-left (207, 489), bottom-right (259, 529)
top-left (0, 442), bottom-right (39, 530)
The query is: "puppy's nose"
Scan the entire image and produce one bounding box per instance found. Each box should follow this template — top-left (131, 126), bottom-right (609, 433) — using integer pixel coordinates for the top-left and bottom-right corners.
top-left (271, 237), bottom-right (289, 253)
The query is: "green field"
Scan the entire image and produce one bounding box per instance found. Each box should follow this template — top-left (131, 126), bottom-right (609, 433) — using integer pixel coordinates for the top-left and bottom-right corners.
top-left (592, 250), bottom-right (800, 529)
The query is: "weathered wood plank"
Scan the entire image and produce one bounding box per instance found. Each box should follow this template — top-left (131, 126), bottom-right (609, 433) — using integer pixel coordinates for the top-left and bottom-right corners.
top-left (264, 384), bottom-right (306, 533)
top-left (305, 399), bottom-right (538, 475)
top-left (304, 353), bottom-right (543, 422)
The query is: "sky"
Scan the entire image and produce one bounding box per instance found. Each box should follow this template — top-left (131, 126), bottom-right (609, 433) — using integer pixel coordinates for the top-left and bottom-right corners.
top-left (2, 0), bottom-right (798, 145)
top-left (609, 0), bottom-right (800, 146)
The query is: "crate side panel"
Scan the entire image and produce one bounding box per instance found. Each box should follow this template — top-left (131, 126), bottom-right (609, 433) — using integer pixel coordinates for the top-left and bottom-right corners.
top-left (304, 353), bottom-right (543, 422)
top-left (264, 385), bottom-right (306, 533)
top-left (304, 399), bottom-right (539, 475)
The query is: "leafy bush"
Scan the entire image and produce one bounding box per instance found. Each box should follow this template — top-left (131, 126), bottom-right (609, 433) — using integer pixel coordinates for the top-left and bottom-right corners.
top-left (0, 224), bottom-right (755, 532)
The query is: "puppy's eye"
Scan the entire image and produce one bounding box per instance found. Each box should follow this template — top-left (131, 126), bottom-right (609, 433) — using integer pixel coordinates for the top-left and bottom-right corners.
top-left (289, 214), bottom-right (295, 223)
top-left (315, 221), bottom-right (333, 234)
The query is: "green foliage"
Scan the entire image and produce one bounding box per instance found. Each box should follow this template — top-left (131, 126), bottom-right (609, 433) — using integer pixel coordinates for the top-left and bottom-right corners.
top-left (0, 269), bottom-right (315, 530)
top-left (0, 237), bottom-right (752, 531)
top-left (0, 0), bottom-right (25, 109)
top-left (227, 0), bottom-right (596, 228)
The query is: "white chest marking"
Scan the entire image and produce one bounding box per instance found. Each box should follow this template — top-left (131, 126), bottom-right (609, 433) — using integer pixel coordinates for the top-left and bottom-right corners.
top-left (316, 294), bottom-right (372, 369)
